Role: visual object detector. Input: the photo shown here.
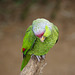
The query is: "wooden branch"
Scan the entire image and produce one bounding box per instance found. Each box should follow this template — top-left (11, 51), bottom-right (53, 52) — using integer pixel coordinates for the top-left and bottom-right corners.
top-left (20, 56), bottom-right (47, 75)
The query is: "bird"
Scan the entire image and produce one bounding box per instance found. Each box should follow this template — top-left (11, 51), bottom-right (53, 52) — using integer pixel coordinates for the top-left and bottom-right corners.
top-left (21, 18), bottom-right (59, 71)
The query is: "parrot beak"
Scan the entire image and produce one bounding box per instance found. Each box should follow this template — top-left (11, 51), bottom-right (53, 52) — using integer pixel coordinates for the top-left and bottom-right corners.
top-left (40, 36), bottom-right (45, 42)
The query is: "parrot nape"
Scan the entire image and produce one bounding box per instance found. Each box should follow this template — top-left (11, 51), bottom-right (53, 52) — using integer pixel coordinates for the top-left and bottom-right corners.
top-left (21, 18), bottom-right (59, 71)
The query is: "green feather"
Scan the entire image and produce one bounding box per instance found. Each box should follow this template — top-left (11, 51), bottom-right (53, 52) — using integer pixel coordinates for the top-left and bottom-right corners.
top-left (28, 24), bottom-right (59, 56)
top-left (21, 25), bottom-right (36, 55)
top-left (43, 25), bottom-right (51, 37)
top-left (21, 25), bottom-right (36, 71)
top-left (21, 54), bottom-right (31, 71)
top-left (21, 18), bottom-right (59, 71)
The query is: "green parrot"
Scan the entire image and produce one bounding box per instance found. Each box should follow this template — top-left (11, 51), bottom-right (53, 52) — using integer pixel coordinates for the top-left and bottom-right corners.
top-left (21, 18), bottom-right (59, 71)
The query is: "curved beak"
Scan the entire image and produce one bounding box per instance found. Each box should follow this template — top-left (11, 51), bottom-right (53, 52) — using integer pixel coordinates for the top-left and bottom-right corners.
top-left (40, 36), bottom-right (45, 42)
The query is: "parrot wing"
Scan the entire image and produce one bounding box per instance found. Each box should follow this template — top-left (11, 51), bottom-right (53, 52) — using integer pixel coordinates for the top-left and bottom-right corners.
top-left (53, 25), bottom-right (59, 43)
top-left (21, 25), bottom-right (36, 55)
top-left (21, 25), bottom-right (36, 71)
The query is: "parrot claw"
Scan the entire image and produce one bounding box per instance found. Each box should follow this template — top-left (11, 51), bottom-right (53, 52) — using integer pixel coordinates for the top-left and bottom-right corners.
top-left (31, 54), bottom-right (34, 58)
top-left (42, 55), bottom-right (46, 59)
top-left (36, 56), bottom-right (41, 61)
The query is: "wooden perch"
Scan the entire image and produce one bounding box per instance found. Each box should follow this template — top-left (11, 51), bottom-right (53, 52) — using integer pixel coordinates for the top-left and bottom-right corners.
top-left (20, 56), bottom-right (47, 75)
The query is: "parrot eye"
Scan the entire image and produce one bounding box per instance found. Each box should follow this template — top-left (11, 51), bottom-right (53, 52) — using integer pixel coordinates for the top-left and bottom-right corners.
top-left (22, 48), bottom-right (26, 52)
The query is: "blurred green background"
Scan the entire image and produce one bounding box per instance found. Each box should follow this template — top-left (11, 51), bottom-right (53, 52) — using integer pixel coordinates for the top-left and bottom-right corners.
top-left (0, 0), bottom-right (75, 75)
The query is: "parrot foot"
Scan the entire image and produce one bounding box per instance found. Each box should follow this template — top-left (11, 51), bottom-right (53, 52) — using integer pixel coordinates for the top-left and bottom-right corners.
top-left (31, 54), bottom-right (46, 61)
top-left (31, 54), bottom-right (41, 61)
top-left (36, 56), bottom-right (41, 62)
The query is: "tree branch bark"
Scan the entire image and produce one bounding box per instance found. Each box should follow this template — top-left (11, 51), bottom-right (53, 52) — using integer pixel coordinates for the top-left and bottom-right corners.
top-left (20, 56), bottom-right (47, 75)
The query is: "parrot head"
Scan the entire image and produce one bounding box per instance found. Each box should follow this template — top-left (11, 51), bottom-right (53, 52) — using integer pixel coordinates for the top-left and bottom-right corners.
top-left (32, 18), bottom-right (53, 42)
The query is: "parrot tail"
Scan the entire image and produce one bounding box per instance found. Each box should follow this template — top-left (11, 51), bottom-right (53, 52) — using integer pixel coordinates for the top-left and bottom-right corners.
top-left (21, 54), bottom-right (31, 71)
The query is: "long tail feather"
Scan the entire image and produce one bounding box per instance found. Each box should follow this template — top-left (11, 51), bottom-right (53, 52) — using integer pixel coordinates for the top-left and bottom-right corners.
top-left (21, 54), bottom-right (31, 71)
